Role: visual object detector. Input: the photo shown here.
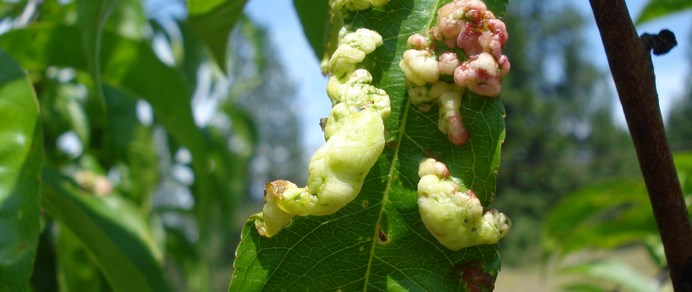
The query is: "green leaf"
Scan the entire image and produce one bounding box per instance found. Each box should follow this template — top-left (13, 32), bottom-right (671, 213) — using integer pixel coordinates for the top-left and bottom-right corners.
top-left (0, 49), bottom-right (43, 291)
top-left (672, 151), bottom-right (692, 194)
top-left (56, 226), bottom-right (109, 291)
top-left (102, 84), bottom-right (158, 207)
top-left (230, 1), bottom-right (507, 290)
top-left (42, 169), bottom-right (170, 292)
top-left (542, 179), bottom-right (655, 254)
top-left (293, 0), bottom-right (329, 60)
top-left (559, 259), bottom-right (654, 292)
top-left (543, 152), bottom-right (692, 256)
top-left (0, 24), bottom-right (213, 237)
top-left (77, 0), bottom-right (117, 117)
top-left (636, 0), bottom-right (692, 24)
top-left (188, 0), bottom-right (249, 70)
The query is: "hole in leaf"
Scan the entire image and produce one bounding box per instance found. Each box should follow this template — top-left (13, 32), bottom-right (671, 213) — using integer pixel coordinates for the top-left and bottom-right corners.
top-left (385, 140), bottom-right (398, 149)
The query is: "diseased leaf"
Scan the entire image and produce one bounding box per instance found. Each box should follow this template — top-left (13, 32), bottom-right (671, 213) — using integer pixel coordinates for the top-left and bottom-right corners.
top-left (0, 49), bottom-right (43, 292)
top-left (230, 0), bottom-right (507, 290)
top-left (636, 0), bottom-right (692, 24)
top-left (188, 0), bottom-right (249, 70)
top-left (42, 169), bottom-right (170, 292)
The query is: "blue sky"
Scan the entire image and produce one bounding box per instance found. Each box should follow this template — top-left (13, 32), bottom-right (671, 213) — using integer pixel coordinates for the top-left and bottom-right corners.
top-left (243, 0), bottom-right (691, 155)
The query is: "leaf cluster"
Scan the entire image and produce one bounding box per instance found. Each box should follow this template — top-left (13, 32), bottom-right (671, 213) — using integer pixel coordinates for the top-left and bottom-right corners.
top-left (0, 0), bottom-right (304, 290)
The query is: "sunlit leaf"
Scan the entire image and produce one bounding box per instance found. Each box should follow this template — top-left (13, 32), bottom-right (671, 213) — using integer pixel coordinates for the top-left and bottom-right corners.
top-left (230, 0), bottom-right (508, 290)
top-left (0, 49), bottom-right (43, 292)
top-left (292, 0), bottom-right (329, 61)
top-left (636, 0), bottom-right (692, 24)
top-left (543, 152), bottom-right (692, 256)
top-left (0, 24), bottom-right (213, 236)
top-left (672, 151), bottom-right (692, 194)
top-left (188, 0), bottom-right (249, 70)
top-left (42, 169), bottom-right (170, 292)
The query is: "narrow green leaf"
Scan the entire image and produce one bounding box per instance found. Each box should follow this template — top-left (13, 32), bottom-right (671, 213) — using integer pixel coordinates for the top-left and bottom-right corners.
top-left (177, 21), bottom-right (207, 91)
top-left (543, 152), bottom-right (692, 256)
top-left (230, 0), bottom-right (507, 290)
top-left (188, 0), bottom-right (249, 70)
top-left (672, 151), bottom-right (692, 194)
top-left (559, 259), bottom-right (654, 292)
top-left (77, 0), bottom-right (117, 118)
top-left (56, 226), bottom-right (108, 291)
top-left (0, 49), bottom-right (42, 291)
top-left (542, 180), bottom-right (652, 254)
top-left (42, 169), bottom-right (170, 292)
top-left (102, 84), bottom-right (159, 207)
top-left (188, 0), bottom-right (226, 15)
top-left (636, 0), bottom-right (692, 24)
top-left (292, 0), bottom-right (329, 60)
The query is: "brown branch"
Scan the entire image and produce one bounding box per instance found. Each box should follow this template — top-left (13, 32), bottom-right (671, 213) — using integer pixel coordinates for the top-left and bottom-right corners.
top-left (588, 0), bottom-right (692, 291)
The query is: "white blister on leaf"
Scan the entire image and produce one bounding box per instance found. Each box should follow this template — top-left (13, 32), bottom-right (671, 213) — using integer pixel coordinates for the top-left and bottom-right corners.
top-left (417, 158), bottom-right (511, 250)
top-left (255, 28), bottom-right (389, 237)
top-left (400, 0), bottom-right (510, 145)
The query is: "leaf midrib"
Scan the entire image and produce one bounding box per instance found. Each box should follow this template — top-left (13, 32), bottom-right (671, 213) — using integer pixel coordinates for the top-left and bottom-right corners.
top-left (361, 1), bottom-right (442, 289)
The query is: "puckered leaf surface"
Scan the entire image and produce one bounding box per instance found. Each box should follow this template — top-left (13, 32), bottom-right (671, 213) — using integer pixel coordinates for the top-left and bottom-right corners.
top-left (230, 0), bottom-right (508, 290)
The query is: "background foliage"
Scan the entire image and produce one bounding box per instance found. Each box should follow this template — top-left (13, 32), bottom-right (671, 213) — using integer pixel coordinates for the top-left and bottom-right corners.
top-left (0, 0), bottom-right (302, 290)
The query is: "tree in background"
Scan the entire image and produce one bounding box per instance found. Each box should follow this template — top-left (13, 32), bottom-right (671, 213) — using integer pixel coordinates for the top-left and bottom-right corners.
top-left (226, 18), bottom-right (306, 199)
top-left (539, 2), bottom-right (692, 290)
top-left (667, 25), bottom-right (692, 150)
top-left (494, 0), bottom-right (638, 263)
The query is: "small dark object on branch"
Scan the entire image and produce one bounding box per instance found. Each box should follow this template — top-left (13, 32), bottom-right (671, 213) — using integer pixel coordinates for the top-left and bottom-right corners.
top-left (640, 29), bottom-right (677, 56)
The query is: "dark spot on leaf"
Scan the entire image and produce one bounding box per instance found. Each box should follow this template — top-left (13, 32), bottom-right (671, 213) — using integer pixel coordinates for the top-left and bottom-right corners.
top-left (385, 139), bottom-right (398, 149)
top-left (471, 227), bottom-right (477, 232)
top-left (454, 261), bottom-right (494, 292)
top-left (377, 227), bottom-right (389, 244)
top-left (361, 199), bottom-right (369, 208)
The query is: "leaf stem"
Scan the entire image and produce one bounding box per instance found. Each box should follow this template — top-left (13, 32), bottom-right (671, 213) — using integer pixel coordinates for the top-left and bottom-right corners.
top-left (588, 0), bottom-right (692, 290)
